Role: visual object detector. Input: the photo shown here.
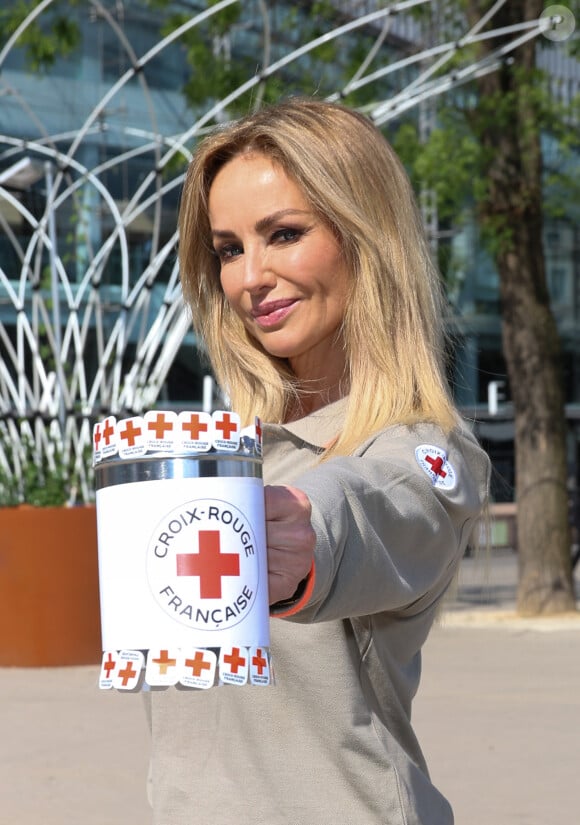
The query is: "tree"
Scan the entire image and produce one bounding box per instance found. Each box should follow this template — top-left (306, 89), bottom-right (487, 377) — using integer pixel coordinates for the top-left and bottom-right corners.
top-left (396, 0), bottom-right (578, 614)
top-left (469, 0), bottom-right (576, 614)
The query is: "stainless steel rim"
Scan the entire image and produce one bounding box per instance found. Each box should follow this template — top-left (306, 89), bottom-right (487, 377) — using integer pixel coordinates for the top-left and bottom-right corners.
top-left (95, 454), bottom-right (262, 489)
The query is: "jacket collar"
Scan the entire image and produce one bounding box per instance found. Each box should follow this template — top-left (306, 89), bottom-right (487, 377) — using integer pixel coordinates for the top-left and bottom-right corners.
top-left (264, 397), bottom-right (347, 449)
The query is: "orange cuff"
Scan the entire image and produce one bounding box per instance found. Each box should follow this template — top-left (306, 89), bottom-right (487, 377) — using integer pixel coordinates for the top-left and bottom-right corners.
top-left (270, 562), bottom-right (316, 619)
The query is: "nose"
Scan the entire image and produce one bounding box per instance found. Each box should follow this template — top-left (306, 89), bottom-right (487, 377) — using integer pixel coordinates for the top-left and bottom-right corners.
top-left (241, 245), bottom-right (276, 293)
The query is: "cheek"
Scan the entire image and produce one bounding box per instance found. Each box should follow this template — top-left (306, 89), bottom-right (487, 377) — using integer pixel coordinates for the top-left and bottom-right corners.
top-left (220, 276), bottom-right (251, 330)
top-left (324, 254), bottom-right (350, 303)
top-left (219, 270), bottom-right (240, 307)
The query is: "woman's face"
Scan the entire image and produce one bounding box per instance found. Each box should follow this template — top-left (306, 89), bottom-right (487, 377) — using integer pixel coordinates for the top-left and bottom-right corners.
top-left (208, 152), bottom-right (349, 388)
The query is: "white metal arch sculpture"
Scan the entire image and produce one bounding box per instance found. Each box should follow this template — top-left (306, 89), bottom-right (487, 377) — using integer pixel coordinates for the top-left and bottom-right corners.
top-left (0, 0), bottom-right (568, 503)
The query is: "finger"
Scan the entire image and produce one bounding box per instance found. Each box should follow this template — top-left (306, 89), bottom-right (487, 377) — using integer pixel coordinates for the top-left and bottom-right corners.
top-left (264, 485), bottom-right (312, 523)
top-left (267, 543), bottom-right (313, 582)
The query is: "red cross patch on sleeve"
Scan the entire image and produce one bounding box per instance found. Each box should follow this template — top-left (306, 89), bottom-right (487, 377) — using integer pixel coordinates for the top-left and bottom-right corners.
top-left (415, 445), bottom-right (457, 490)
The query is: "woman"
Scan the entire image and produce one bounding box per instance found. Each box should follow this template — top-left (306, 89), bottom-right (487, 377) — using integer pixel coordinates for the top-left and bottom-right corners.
top-left (148, 98), bottom-right (490, 824)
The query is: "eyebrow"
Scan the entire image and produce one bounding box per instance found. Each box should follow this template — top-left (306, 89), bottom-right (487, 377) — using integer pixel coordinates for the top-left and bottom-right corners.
top-left (211, 208), bottom-right (311, 239)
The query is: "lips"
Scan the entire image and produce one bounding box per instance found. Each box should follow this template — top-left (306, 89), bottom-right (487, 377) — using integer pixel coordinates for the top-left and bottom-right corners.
top-left (251, 298), bottom-right (298, 328)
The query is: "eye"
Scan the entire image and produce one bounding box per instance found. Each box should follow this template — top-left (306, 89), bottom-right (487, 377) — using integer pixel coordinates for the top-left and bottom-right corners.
top-left (271, 227), bottom-right (302, 244)
top-left (214, 242), bottom-right (242, 262)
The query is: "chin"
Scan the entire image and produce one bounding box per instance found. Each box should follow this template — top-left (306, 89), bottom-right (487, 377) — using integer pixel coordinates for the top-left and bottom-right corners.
top-left (252, 336), bottom-right (299, 360)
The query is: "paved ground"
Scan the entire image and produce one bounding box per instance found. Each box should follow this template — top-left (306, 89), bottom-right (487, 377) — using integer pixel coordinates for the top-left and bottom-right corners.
top-left (412, 549), bottom-right (580, 825)
top-left (1, 550), bottom-right (579, 825)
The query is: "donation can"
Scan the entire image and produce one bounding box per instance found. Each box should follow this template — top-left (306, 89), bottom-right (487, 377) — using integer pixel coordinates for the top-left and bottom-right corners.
top-left (93, 410), bottom-right (271, 690)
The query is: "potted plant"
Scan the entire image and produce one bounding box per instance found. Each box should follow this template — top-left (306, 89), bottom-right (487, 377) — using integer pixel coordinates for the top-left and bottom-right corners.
top-left (0, 420), bottom-right (102, 667)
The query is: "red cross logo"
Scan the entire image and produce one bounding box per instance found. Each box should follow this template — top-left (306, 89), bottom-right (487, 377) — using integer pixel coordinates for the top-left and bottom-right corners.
top-left (176, 530), bottom-right (240, 599)
top-left (120, 419), bottom-right (142, 447)
top-left (426, 454), bottom-right (447, 478)
top-left (118, 660), bottom-right (138, 686)
top-left (215, 412), bottom-right (238, 440)
top-left (224, 647), bottom-right (246, 674)
top-left (255, 417), bottom-right (262, 446)
top-left (102, 418), bottom-right (115, 446)
top-left (181, 413), bottom-right (208, 440)
top-left (94, 424), bottom-right (102, 450)
top-left (185, 651), bottom-right (211, 677)
top-left (103, 652), bottom-right (116, 677)
top-left (152, 650), bottom-right (177, 675)
top-left (252, 649), bottom-right (267, 675)
top-left (148, 413), bottom-right (173, 440)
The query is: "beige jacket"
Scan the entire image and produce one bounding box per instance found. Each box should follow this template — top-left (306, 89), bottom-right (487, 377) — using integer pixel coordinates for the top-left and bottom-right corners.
top-left (148, 400), bottom-right (490, 824)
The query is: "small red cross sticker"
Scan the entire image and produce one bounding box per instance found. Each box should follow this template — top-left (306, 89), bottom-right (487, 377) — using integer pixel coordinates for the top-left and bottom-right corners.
top-left (102, 418), bottom-right (115, 445)
top-left (103, 652), bottom-right (116, 677)
top-left (224, 647), bottom-right (246, 674)
top-left (215, 412), bottom-right (238, 440)
top-left (426, 454), bottom-right (447, 478)
top-left (93, 424), bottom-right (102, 450)
top-left (153, 650), bottom-right (177, 675)
top-left (176, 530), bottom-right (240, 599)
top-left (118, 660), bottom-right (138, 686)
top-left (252, 649), bottom-right (267, 675)
top-left (185, 651), bottom-right (212, 677)
top-left (255, 417), bottom-right (262, 446)
top-left (119, 419), bottom-right (142, 447)
top-left (181, 413), bottom-right (208, 440)
top-left (147, 413), bottom-right (173, 440)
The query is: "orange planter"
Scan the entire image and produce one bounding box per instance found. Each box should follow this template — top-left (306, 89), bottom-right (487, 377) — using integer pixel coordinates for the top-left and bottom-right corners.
top-left (0, 505), bottom-right (102, 666)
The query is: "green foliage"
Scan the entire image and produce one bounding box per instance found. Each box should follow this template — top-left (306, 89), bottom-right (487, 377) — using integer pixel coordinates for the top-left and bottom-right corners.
top-left (143, 0), bottom-right (366, 116)
top-left (146, 3), bottom-right (254, 113)
top-left (307, 1), bottom-right (338, 63)
top-left (171, 1), bottom-right (337, 114)
top-left (0, 0), bottom-right (81, 72)
top-left (0, 425), bottom-right (84, 508)
top-left (393, 52), bottom-right (579, 255)
top-left (388, 1), bottom-right (580, 260)
top-left (392, 115), bottom-right (485, 224)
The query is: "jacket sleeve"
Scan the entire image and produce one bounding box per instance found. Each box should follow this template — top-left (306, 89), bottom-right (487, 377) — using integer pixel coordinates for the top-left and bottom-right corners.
top-left (271, 425), bottom-right (490, 623)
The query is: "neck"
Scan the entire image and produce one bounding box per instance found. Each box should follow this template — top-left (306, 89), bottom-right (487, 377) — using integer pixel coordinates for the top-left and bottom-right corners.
top-left (285, 382), bottom-right (346, 422)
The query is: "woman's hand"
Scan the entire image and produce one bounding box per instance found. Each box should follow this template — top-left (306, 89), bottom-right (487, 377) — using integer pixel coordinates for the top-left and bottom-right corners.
top-left (264, 485), bottom-right (316, 605)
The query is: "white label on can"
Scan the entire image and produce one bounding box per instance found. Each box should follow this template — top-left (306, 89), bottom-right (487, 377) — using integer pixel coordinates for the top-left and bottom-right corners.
top-left (96, 475), bottom-right (269, 651)
top-left (147, 498), bottom-right (260, 632)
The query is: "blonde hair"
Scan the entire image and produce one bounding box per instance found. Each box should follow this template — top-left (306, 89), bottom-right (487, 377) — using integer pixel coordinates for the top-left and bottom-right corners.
top-left (179, 97), bottom-right (458, 457)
